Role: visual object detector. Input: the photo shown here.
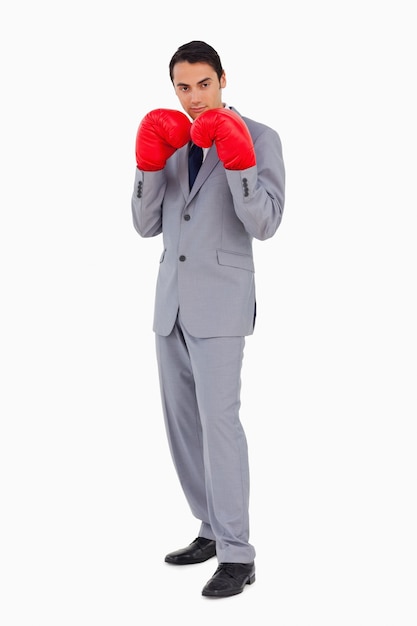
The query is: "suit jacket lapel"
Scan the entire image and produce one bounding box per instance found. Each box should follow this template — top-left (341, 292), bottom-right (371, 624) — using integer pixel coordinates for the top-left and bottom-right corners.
top-left (178, 146), bottom-right (190, 199)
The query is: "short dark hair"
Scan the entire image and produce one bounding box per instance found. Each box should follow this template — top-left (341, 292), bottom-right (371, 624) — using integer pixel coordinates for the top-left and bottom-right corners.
top-left (169, 41), bottom-right (224, 82)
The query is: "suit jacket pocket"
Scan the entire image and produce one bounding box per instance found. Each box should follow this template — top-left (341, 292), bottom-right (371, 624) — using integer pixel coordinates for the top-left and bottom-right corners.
top-left (216, 249), bottom-right (255, 272)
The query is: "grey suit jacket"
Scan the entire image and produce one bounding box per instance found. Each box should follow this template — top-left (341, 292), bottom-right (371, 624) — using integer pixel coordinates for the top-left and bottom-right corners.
top-left (131, 107), bottom-right (285, 338)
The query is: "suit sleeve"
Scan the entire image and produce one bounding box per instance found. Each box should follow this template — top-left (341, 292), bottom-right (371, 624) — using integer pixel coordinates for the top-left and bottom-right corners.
top-left (131, 167), bottom-right (167, 237)
top-left (225, 126), bottom-right (285, 241)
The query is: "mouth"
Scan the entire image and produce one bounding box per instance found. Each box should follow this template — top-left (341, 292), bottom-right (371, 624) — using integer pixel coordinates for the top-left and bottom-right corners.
top-left (190, 106), bottom-right (206, 117)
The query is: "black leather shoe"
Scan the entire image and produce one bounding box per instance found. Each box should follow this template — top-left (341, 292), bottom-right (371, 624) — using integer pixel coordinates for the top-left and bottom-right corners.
top-left (165, 537), bottom-right (216, 565)
top-left (202, 562), bottom-right (256, 597)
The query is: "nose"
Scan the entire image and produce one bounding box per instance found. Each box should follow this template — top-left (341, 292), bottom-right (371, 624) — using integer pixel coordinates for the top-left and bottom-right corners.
top-left (189, 89), bottom-right (201, 104)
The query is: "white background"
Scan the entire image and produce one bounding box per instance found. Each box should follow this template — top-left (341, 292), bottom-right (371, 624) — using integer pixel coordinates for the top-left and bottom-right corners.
top-left (1, 1), bottom-right (416, 624)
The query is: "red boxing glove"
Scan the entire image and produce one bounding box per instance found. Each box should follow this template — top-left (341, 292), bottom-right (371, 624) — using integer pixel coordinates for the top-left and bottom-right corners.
top-left (191, 108), bottom-right (256, 170)
top-left (136, 109), bottom-right (191, 171)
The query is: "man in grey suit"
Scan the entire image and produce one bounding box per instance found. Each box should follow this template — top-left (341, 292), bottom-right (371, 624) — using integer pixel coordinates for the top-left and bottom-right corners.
top-left (131, 41), bottom-right (285, 598)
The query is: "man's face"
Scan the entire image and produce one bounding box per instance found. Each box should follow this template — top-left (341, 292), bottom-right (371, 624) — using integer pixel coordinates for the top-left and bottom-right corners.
top-left (172, 61), bottom-right (226, 120)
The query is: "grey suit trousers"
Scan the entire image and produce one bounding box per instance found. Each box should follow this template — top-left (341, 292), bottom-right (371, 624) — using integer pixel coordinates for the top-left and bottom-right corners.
top-left (155, 312), bottom-right (256, 563)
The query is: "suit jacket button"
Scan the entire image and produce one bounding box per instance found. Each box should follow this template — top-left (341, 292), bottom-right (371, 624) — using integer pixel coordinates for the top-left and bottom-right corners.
top-left (184, 214), bottom-right (191, 221)
top-left (241, 177), bottom-right (249, 197)
top-left (179, 255), bottom-right (186, 262)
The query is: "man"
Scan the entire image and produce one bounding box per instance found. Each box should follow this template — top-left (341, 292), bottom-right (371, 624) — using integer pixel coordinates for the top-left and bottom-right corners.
top-left (131, 41), bottom-right (285, 598)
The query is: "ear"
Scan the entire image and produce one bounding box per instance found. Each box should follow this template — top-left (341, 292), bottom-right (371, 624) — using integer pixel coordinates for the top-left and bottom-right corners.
top-left (220, 71), bottom-right (227, 89)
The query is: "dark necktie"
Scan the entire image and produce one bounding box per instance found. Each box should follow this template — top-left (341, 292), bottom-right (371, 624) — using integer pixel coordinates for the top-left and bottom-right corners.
top-left (188, 143), bottom-right (203, 189)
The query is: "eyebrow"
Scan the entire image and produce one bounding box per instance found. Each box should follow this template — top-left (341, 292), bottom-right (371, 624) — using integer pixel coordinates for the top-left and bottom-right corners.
top-left (175, 77), bottom-right (212, 88)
